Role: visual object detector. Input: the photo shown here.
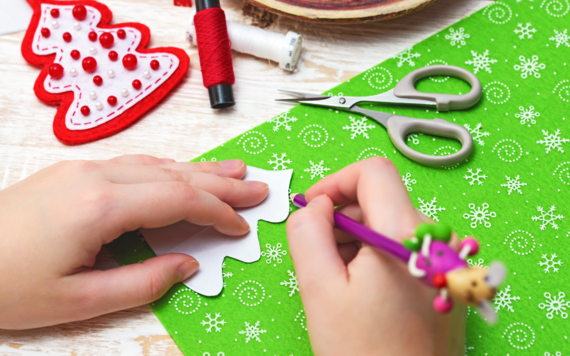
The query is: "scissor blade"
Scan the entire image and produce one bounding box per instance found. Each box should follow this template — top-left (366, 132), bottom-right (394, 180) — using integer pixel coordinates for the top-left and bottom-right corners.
top-left (276, 89), bottom-right (353, 108)
top-left (276, 89), bottom-right (330, 102)
top-left (370, 89), bottom-right (437, 107)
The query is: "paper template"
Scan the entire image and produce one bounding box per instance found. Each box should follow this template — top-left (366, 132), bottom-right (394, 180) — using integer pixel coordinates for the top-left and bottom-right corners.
top-left (0, 0), bottom-right (33, 36)
top-left (141, 167), bottom-right (293, 296)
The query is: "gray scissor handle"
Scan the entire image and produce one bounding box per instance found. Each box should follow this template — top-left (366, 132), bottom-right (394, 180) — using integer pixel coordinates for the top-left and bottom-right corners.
top-left (386, 115), bottom-right (473, 166)
top-left (393, 65), bottom-right (482, 111)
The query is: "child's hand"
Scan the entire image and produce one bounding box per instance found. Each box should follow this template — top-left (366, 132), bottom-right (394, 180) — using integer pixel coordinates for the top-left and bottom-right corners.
top-left (0, 155), bottom-right (268, 330)
top-left (287, 158), bottom-right (465, 356)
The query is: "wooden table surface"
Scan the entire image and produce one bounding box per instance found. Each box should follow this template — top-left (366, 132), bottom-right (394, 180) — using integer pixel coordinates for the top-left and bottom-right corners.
top-left (0, 0), bottom-right (490, 354)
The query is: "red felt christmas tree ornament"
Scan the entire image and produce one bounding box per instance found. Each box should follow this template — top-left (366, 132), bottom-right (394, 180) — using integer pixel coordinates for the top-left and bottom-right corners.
top-left (22, 0), bottom-right (190, 145)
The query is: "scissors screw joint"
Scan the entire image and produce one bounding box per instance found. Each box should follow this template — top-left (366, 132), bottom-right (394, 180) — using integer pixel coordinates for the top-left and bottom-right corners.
top-left (339, 97), bottom-right (346, 104)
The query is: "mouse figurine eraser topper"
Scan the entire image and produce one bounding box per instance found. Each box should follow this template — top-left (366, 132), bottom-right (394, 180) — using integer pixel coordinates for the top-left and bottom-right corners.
top-left (403, 223), bottom-right (506, 323)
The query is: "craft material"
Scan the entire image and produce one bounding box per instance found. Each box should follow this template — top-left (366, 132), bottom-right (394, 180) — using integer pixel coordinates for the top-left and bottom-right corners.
top-left (142, 167), bottom-right (293, 296)
top-left (21, 0), bottom-right (189, 145)
top-left (278, 65), bottom-right (481, 167)
top-left (194, 0), bottom-right (235, 108)
top-left (174, 0), bottom-right (192, 7)
top-left (292, 193), bottom-right (504, 320)
top-left (110, 0), bottom-right (570, 353)
top-left (0, 0), bottom-right (33, 36)
top-left (186, 14), bottom-right (302, 71)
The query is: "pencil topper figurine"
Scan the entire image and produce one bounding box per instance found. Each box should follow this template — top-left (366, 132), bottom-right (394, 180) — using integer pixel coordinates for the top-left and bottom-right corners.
top-left (403, 223), bottom-right (506, 323)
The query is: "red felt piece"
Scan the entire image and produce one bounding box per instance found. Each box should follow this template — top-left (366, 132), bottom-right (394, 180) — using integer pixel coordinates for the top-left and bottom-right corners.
top-left (21, 0), bottom-right (190, 145)
top-left (173, 0), bottom-right (192, 7)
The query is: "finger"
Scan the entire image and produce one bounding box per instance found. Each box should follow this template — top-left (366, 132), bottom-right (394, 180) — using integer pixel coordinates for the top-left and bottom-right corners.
top-left (107, 154), bottom-right (173, 165)
top-left (333, 202), bottom-right (362, 243)
top-left (103, 182), bottom-right (250, 241)
top-left (287, 195), bottom-right (347, 290)
top-left (337, 242), bottom-right (360, 265)
top-left (66, 253), bottom-right (199, 317)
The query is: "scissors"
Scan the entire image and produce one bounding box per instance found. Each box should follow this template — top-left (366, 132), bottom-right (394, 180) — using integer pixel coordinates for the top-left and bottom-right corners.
top-left (277, 65), bottom-right (482, 167)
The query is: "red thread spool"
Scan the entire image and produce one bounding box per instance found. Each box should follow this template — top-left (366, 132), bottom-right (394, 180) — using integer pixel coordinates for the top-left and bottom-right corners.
top-left (194, 6), bottom-right (235, 108)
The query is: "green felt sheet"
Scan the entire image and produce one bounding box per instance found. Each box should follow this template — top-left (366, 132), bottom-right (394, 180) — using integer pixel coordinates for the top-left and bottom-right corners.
top-left (108, 1), bottom-right (570, 354)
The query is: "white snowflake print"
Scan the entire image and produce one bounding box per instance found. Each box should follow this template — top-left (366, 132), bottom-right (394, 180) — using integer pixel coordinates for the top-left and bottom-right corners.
top-left (445, 27), bottom-right (470, 47)
top-left (538, 292), bottom-right (570, 319)
top-left (463, 168), bottom-right (487, 186)
top-left (268, 111), bottom-right (298, 132)
top-left (268, 153), bottom-right (292, 170)
top-left (515, 105), bottom-right (540, 126)
top-left (280, 270), bottom-right (299, 297)
top-left (539, 254), bottom-right (562, 273)
top-left (222, 272), bottom-right (233, 278)
top-left (392, 47), bottom-right (421, 67)
top-left (549, 29), bottom-right (570, 48)
top-left (532, 205), bottom-right (564, 230)
top-left (463, 123), bottom-right (490, 146)
top-left (544, 352), bottom-right (562, 356)
top-left (467, 258), bottom-right (488, 269)
top-left (261, 243), bottom-right (287, 264)
top-left (501, 175), bottom-right (527, 195)
top-left (514, 55), bottom-right (546, 78)
top-left (494, 285), bottom-right (521, 312)
top-left (342, 116), bottom-right (376, 139)
top-left (463, 203), bottom-right (496, 228)
top-left (537, 129), bottom-right (569, 153)
top-left (417, 197), bottom-right (445, 222)
top-left (201, 313), bottom-right (226, 332)
top-left (238, 321), bottom-right (267, 343)
top-left (465, 343), bottom-right (475, 355)
top-left (401, 172), bottom-right (417, 192)
top-left (514, 23), bottom-right (537, 39)
top-left (407, 133), bottom-right (420, 145)
top-left (465, 50), bottom-right (497, 73)
top-left (304, 160), bottom-right (331, 180)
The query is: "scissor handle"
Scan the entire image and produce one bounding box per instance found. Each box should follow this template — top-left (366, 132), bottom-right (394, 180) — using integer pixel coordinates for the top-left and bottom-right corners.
top-left (386, 115), bottom-right (473, 167)
top-left (393, 65), bottom-right (482, 111)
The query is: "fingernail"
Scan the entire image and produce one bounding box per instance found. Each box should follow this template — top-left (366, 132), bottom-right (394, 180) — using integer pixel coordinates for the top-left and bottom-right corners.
top-left (218, 159), bottom-right (244, 169)
top-left (238, 215), bottom-right (250, 232)
top-left (160, 158), bottom-right (176, 164)
top-left (245, 181), bottom-right (268, 189)
top-left (176, 260), bottom-right (200, 282)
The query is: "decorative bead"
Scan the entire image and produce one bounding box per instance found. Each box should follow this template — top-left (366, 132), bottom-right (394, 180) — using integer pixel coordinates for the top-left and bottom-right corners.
top-left (82, 57), bottom-right (97, 73)
top-left (132, 79), bottom-right (142, 90)
top-left (81, 105), bottom-right (90, 116)
top-left (108, 51), bottom-right (118, 61)
top-left (51, 20), bottom-right (59, 29)
top-left (143, 70), bottom-right (151, 79)
top-left (93, 75), bottom-right (103, 86)
top-left (50, 8), bottom-right (60, 18)
top-left (70, 68), bottom-right (78, 77)
top-left (89, 91), bottom-right (97, 100)
top-left (73, 22), bottom-right (81, 30)
top-left (150, 60), bottom-right (160, 70)
top-left (432, 273), bottom-right (447, 289)
top-left (107, 96), bottom-right (117, 106)
top-left (88, 31), bottom-right (97, 42)
top-left (99, 32), bottom-right (114, 49)
top-left (48, 63), bottom-right (64, 79)
top-left (63, 32), bottom-right (72, 43)
top-left (72, 5), bottom-right (87, 21)
top-left (117, 29), bottom-right (126, 39)
top-left (41, 28), bottom-right (50, 38)
top-left (70, 50), bottom-right (80, 60)
top-left (433, 295), bottom-right (453, 314)
top-left (95, 102), bottom-right (103, 110)
top-left (460, 237), bottom-right (480, 257)
top-left (121, 88), bottom-right (129, 97)
top-left (107, 69), bottom-right (115, 78)
top-left (122, 54), bottom-right (137, 70)
top-left (88, 47), bottom-right (97, 55)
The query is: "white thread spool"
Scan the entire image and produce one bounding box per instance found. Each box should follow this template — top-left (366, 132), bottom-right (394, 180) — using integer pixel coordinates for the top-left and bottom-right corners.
top-left (186, 14), bottom-right (302, 71)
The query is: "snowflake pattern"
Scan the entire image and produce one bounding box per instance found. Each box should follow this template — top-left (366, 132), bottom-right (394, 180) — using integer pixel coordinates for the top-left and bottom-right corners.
top-left (417, 197), bottom-right (445, 222)
top-left (515, 105), bottom-right (540, 126)
top-left (463, 123), bottom-right (490, 146)
top-left (261, 243), bottom-right (287, 264)
top-left (465, 343), bottom-right (475, 355)
top-left (465, 50), bottom-right (497, 73)
top-left (268, 112), bottom-right (298, 132)
top-left (501, 175), bottom-right (527, 195)
top-left (463, 203), bottom-right (496, 228)
top-left (539, 292), bottom-right (570, 319)
top-left (467, 258), bottom-right (488, 269)
top-left (514, 23), bottom-right (537, 39)
top-left (549, 29), bottom-right (570, 48)
top-left (539, 254), bottom-right (562, 273)
top-left (494, 285), bottom-right (521, 312)
top-left (268, 153), bottom-right (292, 170)
top-left (280, 270), bottom-right (299, 297)
top-left (342, 116), bottom-right (376, 139)
top-left (393, 47), bottom-right (421, 67)
top-left (201, 313), bottom-right (226, 332)
top-left (445, 27), bottom-right (470, 47)
top-left (238, 321), bottom-right (267, 343)
top-left (532, 205), bottom-right (564, 230)
top-left (537, 129), bottom-right (569, 153)
top-left (222, 272), bottom-right (233, 278)
top-left (401, 172), bottom-right (417, 191)
top-left (514, 55), bottom-right (545, 78)
top-left (463, 168), bottom-right (487, 185)
top-left (304, 160), bottom-right (331, 180)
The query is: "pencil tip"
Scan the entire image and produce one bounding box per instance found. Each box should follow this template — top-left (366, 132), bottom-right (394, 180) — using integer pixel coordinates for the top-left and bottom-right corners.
top-left (290, 193), bottom-right (297, 201)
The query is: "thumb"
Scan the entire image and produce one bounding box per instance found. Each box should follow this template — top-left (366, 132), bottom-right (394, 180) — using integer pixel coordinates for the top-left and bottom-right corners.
top-left (69, 253), bottom-right (199, 318)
